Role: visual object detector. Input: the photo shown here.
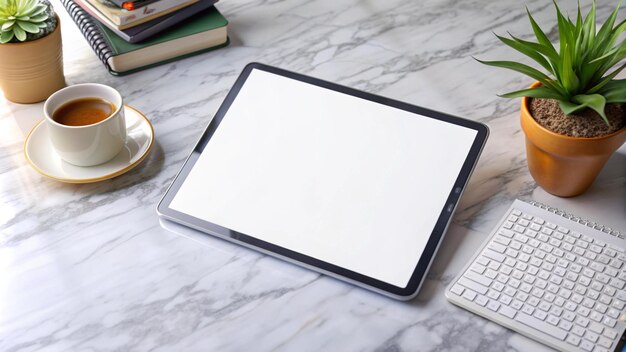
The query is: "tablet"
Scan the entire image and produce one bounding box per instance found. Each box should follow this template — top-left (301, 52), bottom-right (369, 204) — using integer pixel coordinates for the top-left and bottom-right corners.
top-left (157, 63), bottom-right (488, 300)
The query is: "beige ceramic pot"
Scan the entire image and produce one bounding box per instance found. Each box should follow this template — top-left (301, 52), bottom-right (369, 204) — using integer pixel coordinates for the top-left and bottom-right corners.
top-left (0, 15), bottom-right (66, 104)
top-left (521, 82), bottom-right (626, 197)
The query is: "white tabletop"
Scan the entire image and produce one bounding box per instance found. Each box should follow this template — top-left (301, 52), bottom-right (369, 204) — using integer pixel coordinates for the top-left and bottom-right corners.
top-left (1, 0), bottom-right (624, 351)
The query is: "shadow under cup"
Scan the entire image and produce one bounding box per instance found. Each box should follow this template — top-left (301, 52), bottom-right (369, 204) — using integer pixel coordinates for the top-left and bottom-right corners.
top-left (44, 84), bottom-right (126, 167)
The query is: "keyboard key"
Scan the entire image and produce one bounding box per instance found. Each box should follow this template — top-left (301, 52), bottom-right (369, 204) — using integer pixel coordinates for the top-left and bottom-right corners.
top-left (458, 277), bottom-right (488, 295)
top-left (488, 242), bottom-right (507, 253)
top-left (603, 329), bottom-right (618, 339)
top-left (487, 290), bottom-right (500, 300)
top-left (572, 324), bottom-right (586, 336)
top-left (504, 287), bottom-right (516, 297)
top-left (607, 308), bottom-right (620, 319)
top-left (484, 269), bottom-right (498, 279)
top-left (611, 299), bottom-right (624, 310)
top-left (564, 301), bottom-right (577, 311)
top-left (557, 226), bottom-right (569, 234)
top-left (599, 293), bottom-right (611, 304)
top-left (475, 295), bottom-right (488, 306)
top-left (595, 303), bottom-right (608, 314)
top-left (580, 340), bottom-right (594, 351)
top-left (514, 311), bottom-right (567, 340)
top-left (591, 262), bottom-right (606, 272)
top-left (582, 298), bottom-right (596, 309)
top-left (603, 286), bottom-right (616, 296)
top-left (462, 290), bottom-right (477, 301)
top-left (566, 334), bottom-right (581, 346)
top-left (546, 314), bottom-right (560, 326)
top-left (583, 331), bottom-right (599, 343)
top-left (511, 299), bottom-right (523, 310)
top-left (558, 320), bottom-right (572, 331)
top-left (550, 308), bottom-right (565, 321)
top-left (493, 235), bottom-right (511, 246)
top-left (604, 248), bottom-right (617, 257)
top-left (553, 297), bottom-right (565, 307)
top-left (499, 229), bottom-right (515, 238)
top-left (606, 267), bottom-right (619, 277)
top-left (487, 300), bottom-right (500, 312)
top-left (602, 317), bottom-right (617, 328)
top-left (476, 256), bottom-right (490, 266)
top-left (589, 322), bottom-right (604, 334)
top-left (483, 249), bottom-right (505, 263)
top-left (589, 311), bottom-right (603, 322)
top-left (598, 337), bottom-right (613, 349)
top-left (450, 284), bottom-right (464, 296)
top-left (577, 306), bottom-right (590, 317)
top-left (562, 311), bottom-right (576, 322)
top-left (464, 270), bottom-right (493, 287)
top-left (578, 276), bottom-right (591, 286)
top-left (577, 240), bottom-right (589, 249)
top-left (516, 292), bottom-right (529, 302)
top-left (527, 296), bottom-right (539, 307)
top-left (533, 309), bottom-right (547, 320)
top-left (590, 245), bottom-right (603, 254)
top-left (571, 293), bottom-right (584, 304)
top-left (537, 301), bottom-right (550, 311)
top-left (499, 294), bottom-right (512, 305)
top-left (498, 305), bottom-right (516, 319)
top-left (521, 304), bottom-right (535, 315)
top-left (574, 285), bottom-right (587, 295)
top-left (564, 235), bottom-right (576, 244)
top-left (610, 278), bottom-right (625, 289)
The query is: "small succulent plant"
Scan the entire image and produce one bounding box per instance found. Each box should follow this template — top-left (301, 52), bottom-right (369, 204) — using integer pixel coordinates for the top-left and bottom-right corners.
top-left (0, 0), bottom-right (57, 43)
top-left (478, 1), bottom-right (626, 125)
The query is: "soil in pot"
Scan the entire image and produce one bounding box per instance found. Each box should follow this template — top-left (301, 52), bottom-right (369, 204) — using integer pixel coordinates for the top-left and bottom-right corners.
top-left (529, 98), bottom-right (626, 138)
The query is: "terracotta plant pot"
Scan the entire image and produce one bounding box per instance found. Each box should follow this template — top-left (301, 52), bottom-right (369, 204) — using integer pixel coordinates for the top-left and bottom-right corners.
top-left (0, 15), bottom-right (66, 104)
top-left (520, 82), bottom-right (626, 197)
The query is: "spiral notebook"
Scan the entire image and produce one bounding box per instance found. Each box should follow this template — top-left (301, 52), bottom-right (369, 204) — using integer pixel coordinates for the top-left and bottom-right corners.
top-left (446, 199), bottom-right (625, 352)
top-left (74, 0), bottom-right (219, 43)
top-left (60, 0), bottom-right (229, 75)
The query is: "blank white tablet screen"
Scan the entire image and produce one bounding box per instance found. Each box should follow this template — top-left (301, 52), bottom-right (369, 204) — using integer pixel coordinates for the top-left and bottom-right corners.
top-left (170, 69), bottom-right (477, 287)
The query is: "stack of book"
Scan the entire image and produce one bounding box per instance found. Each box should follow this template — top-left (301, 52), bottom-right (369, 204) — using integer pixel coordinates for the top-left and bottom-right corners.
top-left (61, 0), bottom-right (229, 75)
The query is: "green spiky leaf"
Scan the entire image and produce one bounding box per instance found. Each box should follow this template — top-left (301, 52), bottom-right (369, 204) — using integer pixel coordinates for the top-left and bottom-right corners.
top-left (572, 94), bottom-right (608, 124)
top-left (479, 0), bottom-right (626, 126)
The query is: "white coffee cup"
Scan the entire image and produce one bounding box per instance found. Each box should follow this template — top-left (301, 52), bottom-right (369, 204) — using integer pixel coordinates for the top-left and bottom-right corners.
top-left (44, 83), bottom-right (126, 166)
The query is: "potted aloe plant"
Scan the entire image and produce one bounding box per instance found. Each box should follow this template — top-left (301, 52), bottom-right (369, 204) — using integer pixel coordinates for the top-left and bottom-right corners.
top-left (0, 0), bottom-right (65, 103)
top-left (479, 1), bottom-right (626, 197)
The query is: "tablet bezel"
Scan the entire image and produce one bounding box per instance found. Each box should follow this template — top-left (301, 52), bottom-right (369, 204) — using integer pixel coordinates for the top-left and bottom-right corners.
top-left (157, 62), bottom-right (489, 300)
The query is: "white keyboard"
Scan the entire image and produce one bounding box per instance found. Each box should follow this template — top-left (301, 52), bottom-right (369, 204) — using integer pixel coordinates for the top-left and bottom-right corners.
top-left (446, 200), bottom-right (626, 352)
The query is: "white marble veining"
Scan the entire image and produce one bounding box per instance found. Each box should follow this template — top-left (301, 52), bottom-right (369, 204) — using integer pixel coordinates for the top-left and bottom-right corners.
top-left (1, 0), bottom-right (625, 351)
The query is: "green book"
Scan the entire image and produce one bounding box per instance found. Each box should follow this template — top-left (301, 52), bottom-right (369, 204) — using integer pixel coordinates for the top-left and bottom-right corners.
top-left (61, 0), bottom-right (229, 75)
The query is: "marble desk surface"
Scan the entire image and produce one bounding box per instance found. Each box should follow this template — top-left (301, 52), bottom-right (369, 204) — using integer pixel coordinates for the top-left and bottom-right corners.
top-left (1, 0), bottom-right (625, 351)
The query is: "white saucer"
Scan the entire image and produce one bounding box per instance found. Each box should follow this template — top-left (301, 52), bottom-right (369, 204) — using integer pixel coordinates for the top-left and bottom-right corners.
top-left (24, 105), bottom-right (154, 183)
